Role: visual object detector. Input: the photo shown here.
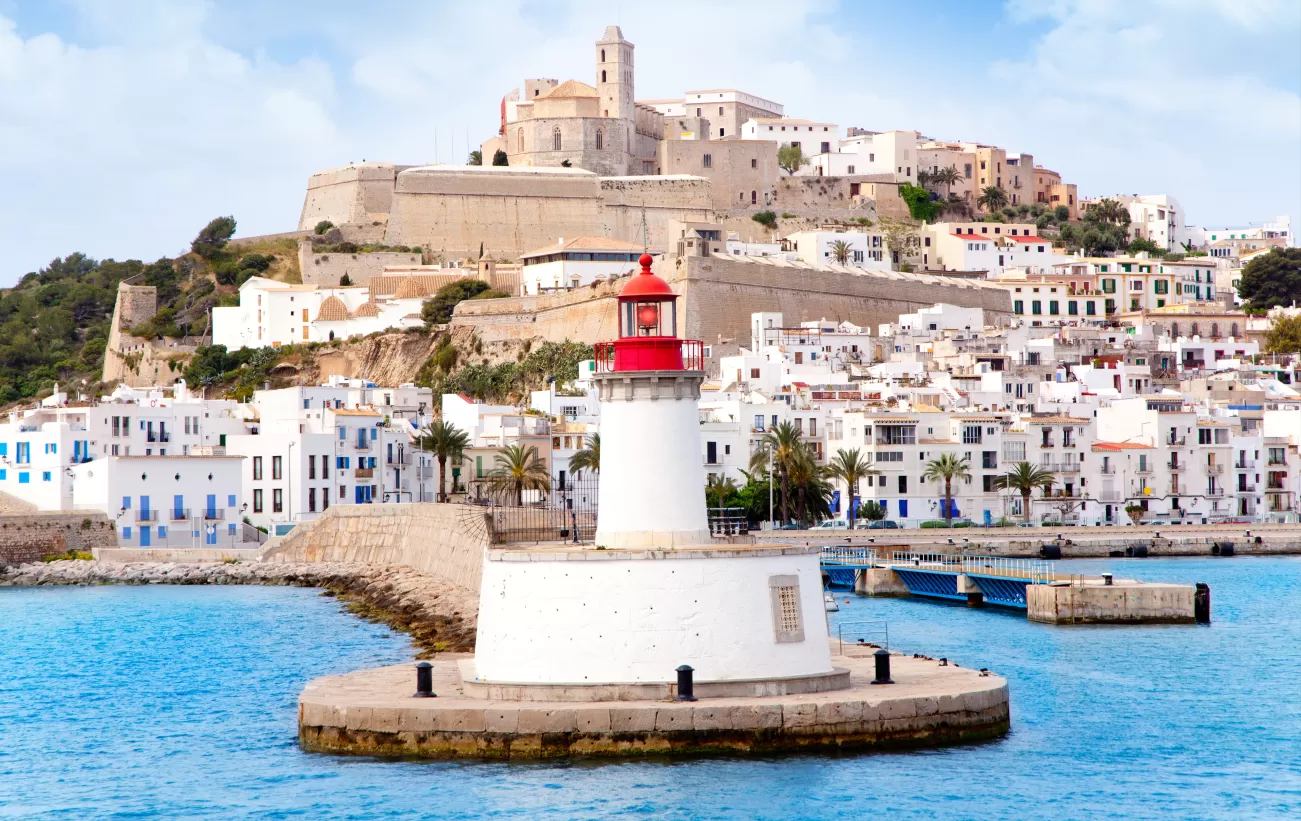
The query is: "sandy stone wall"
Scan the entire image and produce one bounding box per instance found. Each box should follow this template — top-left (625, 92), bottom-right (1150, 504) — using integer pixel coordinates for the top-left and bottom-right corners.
top-left (0, 513), bottom-right (118, 565)
top-left (598, 176), bottom-right (712, 251)
top-left (262, 503), bottom-right (492, 592)
top-left (103, 281), bottom-right (192, 387)
top-left (298, 241), bottom-right (425, 287)
top-left (298, 163), bottom-right (407, 231)
top-left (452, 255), bottom-right (1013, 370)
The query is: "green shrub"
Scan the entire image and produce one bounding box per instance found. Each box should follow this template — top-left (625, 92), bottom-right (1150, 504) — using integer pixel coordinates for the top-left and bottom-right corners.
top-left (314, 220), bottom-right (334, 235)
top-left (752, 210), bottom-right (777, 229)
top-left (920, 520), bottom-right (950, 528)
top-left (191, 216), bottom-right (236, 259)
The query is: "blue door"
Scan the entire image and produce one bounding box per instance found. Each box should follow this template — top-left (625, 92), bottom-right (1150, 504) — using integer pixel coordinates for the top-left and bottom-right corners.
top-left (139, 526), bottom-right (151, 547)
top-left (173, 494), bottom-right (185, 521)
top-left (899, 500), bottom-right (908, 518)
top-left (140, 495), bottom-right (150, 518)
top-left (206, 494), bottom-right (217, 520)
top-left (205, 525), bottom-right (217, 545)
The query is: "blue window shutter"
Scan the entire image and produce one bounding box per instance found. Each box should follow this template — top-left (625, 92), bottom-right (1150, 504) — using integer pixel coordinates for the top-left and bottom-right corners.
top-left (122, 496), bottom-right (131, 510)
top-left (371, 428), bottom-right (377, 441)
top-left (123, 526), bottom-right (132, 539)
top-left (228, 495), bottom-right (236, 507)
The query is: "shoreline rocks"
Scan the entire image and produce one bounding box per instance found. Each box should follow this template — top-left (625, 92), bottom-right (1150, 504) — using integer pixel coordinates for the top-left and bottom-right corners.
top-left (0, 560), bottom-right (478, 654)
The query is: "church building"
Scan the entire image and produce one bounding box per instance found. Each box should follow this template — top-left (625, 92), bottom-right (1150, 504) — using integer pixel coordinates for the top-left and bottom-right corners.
top-left (492, 27), bottom-right (664, 176)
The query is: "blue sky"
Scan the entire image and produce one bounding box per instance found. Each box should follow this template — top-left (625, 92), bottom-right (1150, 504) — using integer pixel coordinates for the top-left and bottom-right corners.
top-left (1, 0), bottom-right (1298, 284)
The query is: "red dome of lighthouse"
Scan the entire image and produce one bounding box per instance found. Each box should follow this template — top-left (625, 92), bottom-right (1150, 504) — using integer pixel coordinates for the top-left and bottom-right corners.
top-left (619, 253), bottom-right (675, 299)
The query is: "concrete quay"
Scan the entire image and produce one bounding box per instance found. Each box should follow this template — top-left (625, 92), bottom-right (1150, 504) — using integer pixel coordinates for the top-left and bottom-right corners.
top-left (298, 644), bottom-right (1010, 760)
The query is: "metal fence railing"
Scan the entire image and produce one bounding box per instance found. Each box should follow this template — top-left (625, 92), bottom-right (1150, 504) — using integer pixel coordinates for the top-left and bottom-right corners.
top-left (466, 474), bottom-right (600, 544)
top-left (708, 506), bottom-right (749, 536)
top-left (817, 548), bottom-right (1057, 585)
top-left (836, 620), bottom-right (889, 654)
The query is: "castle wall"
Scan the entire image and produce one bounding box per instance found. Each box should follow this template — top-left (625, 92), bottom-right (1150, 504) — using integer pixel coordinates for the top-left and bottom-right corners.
top-left (298, 240), bottom-right (425, 287)
top-left (297, 163), bottom-right (402, 231)
top-left (452, 255), bottom-right (1014, 372)
top-left (598, 176), bottom-right (713, 251)
top-left (658, 139), bottom-right (780, 211)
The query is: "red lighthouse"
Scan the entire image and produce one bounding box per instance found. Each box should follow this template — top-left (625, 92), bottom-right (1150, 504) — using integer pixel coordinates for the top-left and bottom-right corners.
top-left (596, 254), bottom-right (703, 373)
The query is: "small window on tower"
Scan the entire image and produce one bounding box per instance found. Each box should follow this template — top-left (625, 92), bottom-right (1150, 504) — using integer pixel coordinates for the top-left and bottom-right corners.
top-left (769, 575), bottom-right (805, 643)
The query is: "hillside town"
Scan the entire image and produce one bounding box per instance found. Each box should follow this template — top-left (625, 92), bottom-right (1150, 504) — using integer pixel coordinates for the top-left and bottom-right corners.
top-left (3, 24), bottom-right (1299, 547)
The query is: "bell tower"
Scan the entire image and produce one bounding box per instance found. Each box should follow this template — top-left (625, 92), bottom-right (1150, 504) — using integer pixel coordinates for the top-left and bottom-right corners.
top-left (596, 26), bottom-right (634, 123)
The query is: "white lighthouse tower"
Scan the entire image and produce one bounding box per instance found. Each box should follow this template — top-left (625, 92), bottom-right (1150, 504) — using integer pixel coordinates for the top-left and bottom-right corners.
top-left (471, 256), bottom-right (836, 694)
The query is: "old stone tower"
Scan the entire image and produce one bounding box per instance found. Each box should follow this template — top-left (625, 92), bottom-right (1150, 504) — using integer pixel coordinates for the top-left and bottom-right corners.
top-left (596, 26), bottom-right (634, 123)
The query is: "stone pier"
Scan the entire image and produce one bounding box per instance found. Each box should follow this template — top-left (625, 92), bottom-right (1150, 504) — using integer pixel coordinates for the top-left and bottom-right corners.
top-left (1027, 579), bottom-right (1196, 624)
top-left (298, 644), bottom-right (1009, 759)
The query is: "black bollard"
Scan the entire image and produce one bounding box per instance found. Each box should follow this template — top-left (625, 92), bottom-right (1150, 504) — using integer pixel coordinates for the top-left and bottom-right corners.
top-left (413, 661), bottom-right (436, 698)
top-left (675, 665), bottom-right (697, 702)
top-left (871, 649), bottom-right (893, 685)
top-left (1195, 583), bottom-right (1211, 624)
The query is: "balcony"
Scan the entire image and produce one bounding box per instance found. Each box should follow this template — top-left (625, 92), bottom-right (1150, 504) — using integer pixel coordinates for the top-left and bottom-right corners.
top-left (1044, 463), bottom-right (1080, 473)
top-left (170, 508), bottom-right (191, 521)
top-left (1167, 461), bottom-right (1185, 471)
top-left (1167, 436), bottom-right (1186, 446)
top-left (145, 431), bottom-right (171, 443)
top-left (353, 439), bottom-right (372, 451)
top-left (1235, 460), bottom-right (1255, 470)
top-left (387, 453), bottom-right (413, 466)
top-left (1205, 488), bottom-right (1225, 497)
top-left (1100, 466), bottom-right (1116, 475)
top-left (356, 468), bottom-right (374, 479)
top-left (134, 510), bottom-right (159, 523)
top-left (1266, 483), bottom-right (1286, 492)
top-left (203, 508), bottom-right (225, 521)
top-left (1236, 484), bottom-right (1257, 494)
top-left (1135, 465), bottom-right (1153, 474)
top-left (1268, 458), bottom-right (1287, 466)
top-left (1098, 490), bottom-right (1124, 502)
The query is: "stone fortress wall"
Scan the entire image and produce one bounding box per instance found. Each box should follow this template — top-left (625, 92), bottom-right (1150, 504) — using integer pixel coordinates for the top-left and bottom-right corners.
top-left (297, 240), bottom-right (425, 287)
top-left (0, 512), bottom-right (118, 566)
top-left (452, 255), bottom-right (1014, 371)
top-left (102, 279), bottom-right (196, 387)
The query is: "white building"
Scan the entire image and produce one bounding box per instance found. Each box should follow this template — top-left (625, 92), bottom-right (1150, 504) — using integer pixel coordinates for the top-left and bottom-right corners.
top-left (829, 130), bottom-right (918, 183)
top-left (519, 237), bottom-right (649, 295)
top-left (212, 276), bottom-right (426, 350)
top-left (784, 231), bottom-right (889, 270)
top-left (741, 118), bottom-right (840, 156)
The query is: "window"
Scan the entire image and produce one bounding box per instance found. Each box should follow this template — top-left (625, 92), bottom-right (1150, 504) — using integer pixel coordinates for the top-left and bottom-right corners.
top-left (253, 489), bottom-right (263, 513)
top-left (769, 576), bottom-right (804, 643)
top-left (595, 128), bottom-right (603, 150)
top-left (272, 488), bottom-right (283, 513)
top-left (308, 456), bottom-right (316, 480)
top-left (1068, 301), bottom-right (1079, 316)
top-left (1031, 300), bottom-right (1042, 315)
top-left (308, 488), bottom-right (316, 513)
top-left (552, 127), bottom-right (561, 151)
top-left (751, 158), bottom-right (757, 169)
top-left (272, 455), bottom-right (282, 480)
top-left (751, 190), bottom-right (757, 204)
top-left (1014, 300), bottom-right (1024, 314)
top-left (1049, 301), bottom-right (1059, 316)
top-left (982, 451), bottom-right (998, 470)
top-left (898, 476), bottom-right (908, 493)
top-left (253, 456), bottom-right (263, 481)
top-left (702, 153), bottom-right (712, 169)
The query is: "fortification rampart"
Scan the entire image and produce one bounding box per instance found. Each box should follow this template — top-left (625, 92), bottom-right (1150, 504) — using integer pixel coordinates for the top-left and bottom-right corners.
top-left (453, 255), bottom-right (1014, 369)
top-left (297, 240), bottom-right (425, 287)
top-left (0, 512), bottom-right (117, 566)
top-left (298, 162), bottom-right (407, 231)
top-left (102, 280), bottom-right (197, 387)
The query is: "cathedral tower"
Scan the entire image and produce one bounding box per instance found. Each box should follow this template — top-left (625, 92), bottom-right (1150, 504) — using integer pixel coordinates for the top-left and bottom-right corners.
top-left (596, 26), bottom-right (634, 123)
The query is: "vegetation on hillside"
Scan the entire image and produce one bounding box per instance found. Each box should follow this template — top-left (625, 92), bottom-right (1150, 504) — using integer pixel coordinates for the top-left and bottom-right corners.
top-left (1239, 248), bottom-right (1301, 312)
top-left (421, 280), bottom-right (509, 327)
top-left (1264, 314), bottom-right (1301, 354)
top-left (417, 337), bottom-right (594, 406)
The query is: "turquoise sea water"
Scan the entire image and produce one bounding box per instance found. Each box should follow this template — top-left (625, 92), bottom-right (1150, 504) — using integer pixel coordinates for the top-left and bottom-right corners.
top-left (2, 558), bottom-right (1299, 820)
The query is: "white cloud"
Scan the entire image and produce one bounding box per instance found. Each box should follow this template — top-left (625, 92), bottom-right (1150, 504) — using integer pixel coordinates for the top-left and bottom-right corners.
top-left (0, 0), bottom-right (1296, 283)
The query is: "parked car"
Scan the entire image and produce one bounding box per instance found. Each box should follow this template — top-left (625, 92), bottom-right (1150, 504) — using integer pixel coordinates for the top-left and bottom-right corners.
top-left (862, 520), bottom-right (900, 530)
top-left (811, 519), bottom-right (849, 530)
top-left (774, 522), bottom-right (802, 531)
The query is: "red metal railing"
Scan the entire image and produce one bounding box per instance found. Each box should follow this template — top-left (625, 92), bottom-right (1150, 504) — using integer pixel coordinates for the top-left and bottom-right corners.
top-left (594, 339), bottom-right (705, 373)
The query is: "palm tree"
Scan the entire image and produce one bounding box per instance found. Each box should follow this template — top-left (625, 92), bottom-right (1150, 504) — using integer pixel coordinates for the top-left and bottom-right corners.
top-left (922, 453), bottom-right (971, 525)
top-left (486, 443), bottom-right (551, 506)
top-left (756, 421), bottom-right (803, 524)
top-left (934, 165), bottom-right (961, 196)
top-left (706, 473), bottom-right (738, 512)
top-left (916, 169), bottom-right (933, 190)
top-left (826, 448), bottom-right (875, 528)
top-left (977, 185), bottom-right (1009, 214)
top-left (786, 446), bottom-right (831, 525)
top-left (993, 462), bottom-right (1056, 526)
top-left (417, 420), bottom-right (469, 503)
top-left (829, 239), bottom-right (853, 265)
top-left (568, 433), bottom-right (600, 477)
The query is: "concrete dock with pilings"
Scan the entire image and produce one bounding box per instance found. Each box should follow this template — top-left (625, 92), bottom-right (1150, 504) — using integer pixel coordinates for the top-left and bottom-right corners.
top-left (297, 643), bottom-right (1009, 759)
top-left (832, 549), bottom-right (1205, 624)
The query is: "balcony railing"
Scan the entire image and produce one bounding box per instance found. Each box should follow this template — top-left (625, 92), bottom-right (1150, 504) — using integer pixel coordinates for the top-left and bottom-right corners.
top-left (356, 468), bottom-right (374, 479)
top-left (1266, 483), bottom-right (1287, 492)
top-left (1135, 465), bottom-right (1153, 474)
top-left (1100, 466), bottom-right (1116, 475)
top-left (1236, 485), bottom-right (1257, 494)
top-left (387, 453), bottom-right (413, 466)
top-left (354, 439), bottom-right (372, 451)
top-left (1043, 463), bottom-right (1080, 473)
top-left (594, 339), bottom-right (706, 373)
top-left (1235, 460), bottom-right (1255, 469)
top-left (1168, 461), bottom-right (1185, 471)
top-left (204, 508), bottom-right (225, 521)
top-left (1205, 488), bottom-right (1224, 497)
top-left (170, 508), bottom-right (191, 521)
top-left (135, 510), bottom-right (159, 522)
top-left (1206, 464), bottom-right (1224, 475)
top-left (1268, 458), bottom-right (1287, 466)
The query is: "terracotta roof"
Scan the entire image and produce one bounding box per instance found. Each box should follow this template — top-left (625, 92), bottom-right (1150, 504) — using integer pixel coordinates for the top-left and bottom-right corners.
top-left (393, 277), bottom-right (428, 300)
top-left (1092, 442), bottom-right (1154, 451)
top-left (351, 302), bottom-right (380, 318)
top-left (521, 236), bottom-right (650, 259)
top-left (1007, 236), bottom-right (1047, 243)
top-left (539, 79), bottom-right (597, 99)
top-left (316, 295), bottom-right (349, 322)
top-left (371, 273), bottom-right (474, 297)
top-left (954, 233), bottom-right (987, 240)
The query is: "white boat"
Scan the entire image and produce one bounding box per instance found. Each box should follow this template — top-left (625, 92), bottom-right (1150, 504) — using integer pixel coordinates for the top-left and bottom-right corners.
top-left (824, 592), bottom-right (840, 612)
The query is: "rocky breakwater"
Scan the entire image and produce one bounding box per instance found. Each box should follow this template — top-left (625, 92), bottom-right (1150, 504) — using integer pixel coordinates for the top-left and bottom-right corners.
top-left (0, 560), bottom-right (478, 654)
